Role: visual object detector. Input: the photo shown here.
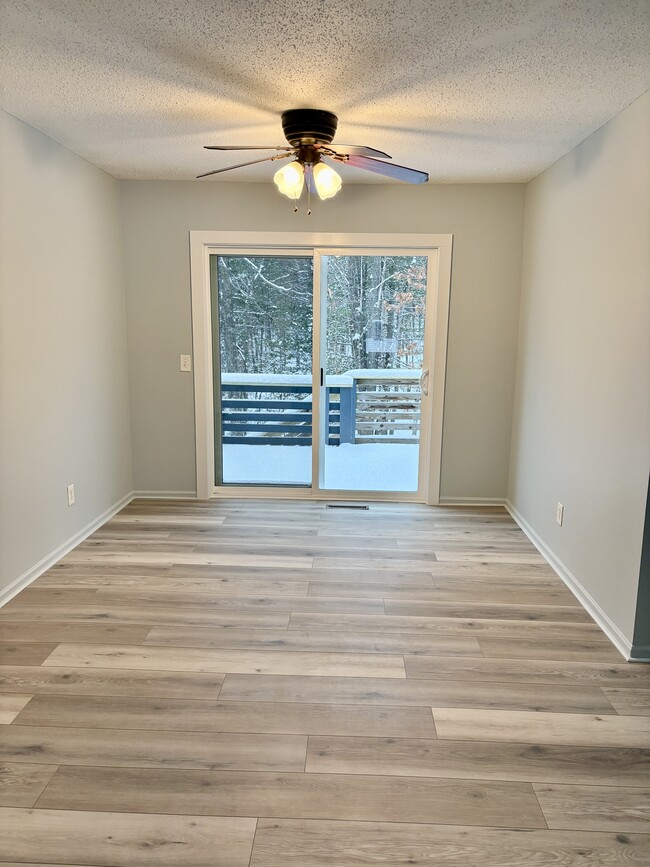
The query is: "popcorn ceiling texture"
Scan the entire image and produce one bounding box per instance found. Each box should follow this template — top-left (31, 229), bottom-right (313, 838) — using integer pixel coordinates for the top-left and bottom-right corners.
top-left (0, 0), bottom-right (648, 182)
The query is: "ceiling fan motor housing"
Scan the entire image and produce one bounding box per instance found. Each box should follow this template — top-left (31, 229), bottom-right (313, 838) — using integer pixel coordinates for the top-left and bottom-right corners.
top-left (281, 109), bottom-right (338, 146)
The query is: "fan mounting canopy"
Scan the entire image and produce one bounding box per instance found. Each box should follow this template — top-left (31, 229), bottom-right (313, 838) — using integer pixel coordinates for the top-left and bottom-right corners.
top-left (281, 109), bottom-right (338, 146)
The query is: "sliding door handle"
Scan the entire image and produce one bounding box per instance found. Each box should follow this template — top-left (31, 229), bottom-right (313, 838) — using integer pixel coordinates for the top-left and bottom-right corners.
top-left (419, 368), bottom-right (430, 396)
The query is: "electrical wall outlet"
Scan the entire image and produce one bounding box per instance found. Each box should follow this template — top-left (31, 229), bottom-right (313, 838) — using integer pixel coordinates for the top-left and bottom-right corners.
top-left (180, 355), bottom-right (192, 372)
top-left (66, 484), bottom-right (75, 506)
top-left (556, 502), bottom-right (564, 526)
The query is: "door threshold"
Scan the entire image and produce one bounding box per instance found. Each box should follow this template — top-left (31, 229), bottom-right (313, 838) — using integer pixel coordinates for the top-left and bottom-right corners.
top-left (212, 486), bottom-right (425, 503)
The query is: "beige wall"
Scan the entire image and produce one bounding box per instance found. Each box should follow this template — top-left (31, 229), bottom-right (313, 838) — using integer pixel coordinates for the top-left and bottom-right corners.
top-left (509, 91), bottom-right (650, 646)
top-left (0, 110), bottom-right (133, 597)
top-left (120, 181), bottom-right (525, 499)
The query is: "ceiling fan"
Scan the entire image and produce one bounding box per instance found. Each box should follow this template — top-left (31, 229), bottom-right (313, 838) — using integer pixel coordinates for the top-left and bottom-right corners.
top-left (197, 109), bottom-right (429, 205)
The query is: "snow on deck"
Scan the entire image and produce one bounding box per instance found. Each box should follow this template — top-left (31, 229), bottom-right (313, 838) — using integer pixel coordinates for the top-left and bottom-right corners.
top-left (221, 373), bottom-right (353, 387)
top-left (222, 443), bottom-right (419, 491)
top-left (341, 369), bottom-right (421, 380)
top-left (220, 370), bottom-right (421, 388)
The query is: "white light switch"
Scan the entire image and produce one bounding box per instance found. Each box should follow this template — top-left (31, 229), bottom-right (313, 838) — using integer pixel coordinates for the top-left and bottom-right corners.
top-left (67, 484), bottom-right (75, 506)
top-left (180, 355), bottom-right (192, 372)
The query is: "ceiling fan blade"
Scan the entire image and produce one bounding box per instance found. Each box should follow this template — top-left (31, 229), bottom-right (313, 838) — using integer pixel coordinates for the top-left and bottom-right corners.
top-left (204, 145), bottom-right (291, 151)
top-left (196, 154), bottom-right (291, 179)
top-left (342, 155), bottom-right (428, 184)
top-left (326, 144), bottom-right (392, 159)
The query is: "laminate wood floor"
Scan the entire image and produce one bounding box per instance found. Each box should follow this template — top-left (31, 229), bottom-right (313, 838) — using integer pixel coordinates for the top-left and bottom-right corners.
top-left (1, 498), bottom-right (649, 866)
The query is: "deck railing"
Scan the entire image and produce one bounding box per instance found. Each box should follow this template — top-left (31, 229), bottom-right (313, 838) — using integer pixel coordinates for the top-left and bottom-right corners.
top-left (220, 371), bottom-right (421, 446)
top-left (354, 375), bottom-right (421, 444)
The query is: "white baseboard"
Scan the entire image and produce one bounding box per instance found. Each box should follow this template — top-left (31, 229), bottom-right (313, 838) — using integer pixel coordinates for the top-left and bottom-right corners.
top-left (0, 491), bottom-right (134, 608)
top-left (131, 490), bottom-right (197, 499)
top-left (506, 500), bottom-right (632, 661)
top-left (438, 497), bottom-right (508, 508)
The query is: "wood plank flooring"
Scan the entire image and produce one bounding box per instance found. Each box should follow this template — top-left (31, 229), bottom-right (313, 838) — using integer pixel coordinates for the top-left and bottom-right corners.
top-left (0, 498), bottom-right (649, 866)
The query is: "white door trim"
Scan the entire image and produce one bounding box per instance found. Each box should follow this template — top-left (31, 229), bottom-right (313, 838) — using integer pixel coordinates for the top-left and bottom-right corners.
top-left (189, 230), bottom-right (453, 503)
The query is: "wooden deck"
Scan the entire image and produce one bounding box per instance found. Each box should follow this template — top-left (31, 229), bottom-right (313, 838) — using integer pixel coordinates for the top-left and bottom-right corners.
top-left (0, 498), bottom-right (649, 865)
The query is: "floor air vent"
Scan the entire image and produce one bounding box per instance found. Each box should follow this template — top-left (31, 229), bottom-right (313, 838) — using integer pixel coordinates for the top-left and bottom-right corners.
top-left (326, 503), bottom-right (369, 510)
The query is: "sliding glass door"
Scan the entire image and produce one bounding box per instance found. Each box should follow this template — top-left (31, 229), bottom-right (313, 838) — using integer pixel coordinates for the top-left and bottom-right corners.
top-left (208, 246), bottom-right (436, 499)
top-left (211, 253), bottom-right (313, 485)
top-left (315, 252), bottom-right (431, 493)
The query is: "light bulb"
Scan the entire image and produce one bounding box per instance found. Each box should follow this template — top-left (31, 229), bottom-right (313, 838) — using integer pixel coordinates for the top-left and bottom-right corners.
top-left (313, 161), bottom-right (342, 200)
top-left (273, 161), bottom-right (304, 199)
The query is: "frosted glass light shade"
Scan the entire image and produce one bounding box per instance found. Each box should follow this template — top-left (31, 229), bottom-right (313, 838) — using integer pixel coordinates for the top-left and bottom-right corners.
top-left (273, 161), bottom-right (304, 199)
top-left (313, 162), bottom-right (342, 200)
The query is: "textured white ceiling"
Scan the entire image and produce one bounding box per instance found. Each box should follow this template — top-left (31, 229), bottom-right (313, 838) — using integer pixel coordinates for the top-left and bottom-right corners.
top-left (0, 0), bottom-right (648, 182)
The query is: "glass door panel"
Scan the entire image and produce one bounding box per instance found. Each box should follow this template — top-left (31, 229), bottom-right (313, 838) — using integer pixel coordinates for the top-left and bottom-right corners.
top-left (210, 254), bottom-right (313, 485)
top-left (319, 254), bottom-right (428, 492)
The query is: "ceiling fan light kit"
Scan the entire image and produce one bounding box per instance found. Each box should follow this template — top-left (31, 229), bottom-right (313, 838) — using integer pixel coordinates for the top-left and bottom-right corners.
top-left (311, 161), bottom-right (342, 200)
top-left (273, 160), bottom-right (342, 203)
top-left (273, 161), bottom-right (304, 200)
top-left (198, 108), bottom-right (428, 211)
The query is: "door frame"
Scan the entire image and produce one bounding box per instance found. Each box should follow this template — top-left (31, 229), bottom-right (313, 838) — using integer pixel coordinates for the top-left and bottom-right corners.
top-left (189, 230), bottom-right (453, 503)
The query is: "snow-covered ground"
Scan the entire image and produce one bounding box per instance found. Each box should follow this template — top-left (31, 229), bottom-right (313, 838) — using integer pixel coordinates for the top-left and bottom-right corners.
top-left (222, 443), bottom-right (419, 491)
